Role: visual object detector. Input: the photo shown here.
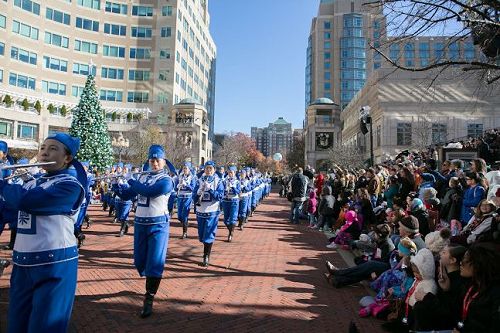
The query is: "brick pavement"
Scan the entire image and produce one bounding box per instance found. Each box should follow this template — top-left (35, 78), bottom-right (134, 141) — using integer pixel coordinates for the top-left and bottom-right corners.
top-left (0, 191), bottom-right (385, 333)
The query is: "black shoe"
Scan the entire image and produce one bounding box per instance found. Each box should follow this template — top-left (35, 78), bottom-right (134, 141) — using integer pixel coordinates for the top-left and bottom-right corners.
top-left (325, 260), bottom-right (337, 275)
top-left (202, 255), bottom-right (209, 267)
top-left (180, 233), bottom-right (187, 239)
top-left (228, 234), bottom-right (233, 242)
top-left (2, 245), bottom-right (12, 250)
top-left (140, 293), bottom-right (154, 318)
top-left (180, 226), bottom-right (188, 239)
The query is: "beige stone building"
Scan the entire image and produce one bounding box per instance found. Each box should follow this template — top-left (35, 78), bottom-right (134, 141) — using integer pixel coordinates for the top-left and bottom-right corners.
top-left (0, 0), bottom-right (216, 158)
top-left (341, 69), bottom-right (500, 164)
top-left (304, 97), bottom-right (341, 170)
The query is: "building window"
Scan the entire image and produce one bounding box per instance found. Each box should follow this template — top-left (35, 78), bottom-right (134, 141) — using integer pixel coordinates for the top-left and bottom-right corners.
top-left (376, 125), bottom-right (381, 147)
top-left (74, 39), bottom-right (98, 54)
top-left (0, 14), bottom-right (6, 29)
top-left (11, 46), bottom-right (37, 65)
top-left (12, 20), bottom-right (39, 40)
top-left (17, 123), bottom-right (38, 140)
top-left (324, 21), bottom-right (331, 30)
top-left (389, 44), bottom-right (400, 62)
top-left (73, 62), bottom-right (96, 76)
top-left (100, 89), bottom-right (123, 101)
top-left (464, 43), bottom-right (475, 60)
top-left (42, 80), bottom-right (67, 95)
top-left (101, 67), bottom-right (124, 80)
top-left (46, 8), bottom-right (71, 25)
top-left (104, 23), bottom-right (126, 36)
top-left (324, 52), bottom-right (331, 60)
top-left (72, 85), bottom-right (84, 98)
top-left (0, 69), bottom-right (3, 83)
top-left (128, 70), bottom-right (150, 81)
top-left (157, 92), bottom-right (168, 104)
top-left (103, 45), bottom-right (125, 58)
top-left (324, 41), bottom-right (331, 49)
top-left (131, 26), bottom-right (152, 38)
top-left (9, 72), bottom-right (36, 90)
top-left (127, 91), bottom-right (149, 103)
top-left (76, 17), bottom-right (99, 32)
top-left (43, 56), bottom-right (68, 72)
top-left (161, 27), bottom-right (172, 37)
top-left (162, 5), bottom-right (173, 16)
top-left (467, 124), bottom-right (483, 138)
top-left (14, 0), bottom-right (40, 15)
top-left (159, 49), bottom-right (171, 59)
top-left (44, 31), bottom-right (69, 48)
top-left (77, 0), bottom-right (100, 10)
top-left (434, 42), bottom-right (444, 60)
top-left (105, 1), bottom-right (127, 14)
top-left (132, 5), bottom-right (153, 17)
top-left (158, 70), bottom-right (169, 81)
top-left (431, 124), bottom-right (447, 144)
top-left (448, 42), bottom-right (460, 60)
top-left (397, 123), bottom-right (412, 146)
top-left (129, 48), bottom-right (151, 59)
top-left (324, 32), bottom-right (331, 39)
top-left (0, 120), bottom-right (13, 137)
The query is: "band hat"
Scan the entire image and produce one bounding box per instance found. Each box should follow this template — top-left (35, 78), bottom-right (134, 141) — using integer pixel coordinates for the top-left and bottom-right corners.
top-left (204, 160), bottom-right (216, 168)
top-left (17, 158), bottom-right (29, 165)
top-left (46, 133), bottom-right (80, 158)
top-left (399, 215), bottom-right (419, 234)
top-left (148, 145), bottom-right (165, 159)
top-left (81, 161), bottom-right (90, 168)
top-left (228, 165), bottom-right (237, 172)
top-left (0, 141), bottom-right (8, 154)
top-left (183, 161), bottom-right (192, 168)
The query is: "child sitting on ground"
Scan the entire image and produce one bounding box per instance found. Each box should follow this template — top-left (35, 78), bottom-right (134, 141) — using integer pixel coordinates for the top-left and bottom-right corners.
top-left (326, 210), bottom-right (361, 249)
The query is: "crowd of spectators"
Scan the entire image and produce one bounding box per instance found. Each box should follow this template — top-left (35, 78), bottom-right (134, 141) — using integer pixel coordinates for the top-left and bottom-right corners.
top-left (280, 130), bottom-right (500, 333)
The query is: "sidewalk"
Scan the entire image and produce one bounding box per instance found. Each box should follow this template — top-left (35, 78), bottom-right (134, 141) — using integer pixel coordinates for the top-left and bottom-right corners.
top-left (0, 192), bottom-right (384, 333)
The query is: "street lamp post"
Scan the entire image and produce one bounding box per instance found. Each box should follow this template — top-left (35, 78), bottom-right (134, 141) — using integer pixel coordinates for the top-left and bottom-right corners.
top-left (359, 106), bottom-right (374, 167)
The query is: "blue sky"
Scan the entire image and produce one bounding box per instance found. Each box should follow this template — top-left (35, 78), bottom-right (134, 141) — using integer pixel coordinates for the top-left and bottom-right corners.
top-left (208, 0), bottom-right (318, 134)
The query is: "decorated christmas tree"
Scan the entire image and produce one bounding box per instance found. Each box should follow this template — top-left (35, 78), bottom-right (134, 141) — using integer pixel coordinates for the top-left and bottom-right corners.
top-left (69, 74), bottom-right (114, 170)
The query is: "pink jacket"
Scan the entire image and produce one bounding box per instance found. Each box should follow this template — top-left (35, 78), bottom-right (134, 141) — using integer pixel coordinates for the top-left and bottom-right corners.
top-left (307, 191), bottom-right (317, 214)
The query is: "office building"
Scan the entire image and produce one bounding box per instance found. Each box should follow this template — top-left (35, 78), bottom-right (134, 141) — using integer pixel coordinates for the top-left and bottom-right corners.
top-left (251, 117), bottom-right (293, 157)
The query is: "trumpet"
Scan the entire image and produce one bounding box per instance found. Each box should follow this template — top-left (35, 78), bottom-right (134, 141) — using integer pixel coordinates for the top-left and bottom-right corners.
top-left (0, 161), bottom-right (56, 170)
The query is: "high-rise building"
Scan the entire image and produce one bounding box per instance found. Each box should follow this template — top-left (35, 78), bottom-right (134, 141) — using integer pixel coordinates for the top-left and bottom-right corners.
top-left (306, 0), bottom-right (384, 109)
top-left (251, 117), bottom-right (293, 158)
top-left (0, 0), bottom-right (216, 153)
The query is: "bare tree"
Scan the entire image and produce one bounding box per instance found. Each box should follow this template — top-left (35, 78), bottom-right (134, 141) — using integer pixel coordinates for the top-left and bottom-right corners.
top-left (410, 116), bottom-right (433, 151)
top-left (286, 134), bottom-right (305, 170)
top-left (366, 1), bottom-right (500, 84)
top-left (213, 132), bottom-right (257, 167)
top-left (327, 144), bottom-right (366, 171)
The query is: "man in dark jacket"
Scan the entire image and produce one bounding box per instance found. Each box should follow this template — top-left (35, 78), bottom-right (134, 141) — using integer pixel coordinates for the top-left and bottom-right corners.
top-left (289, 168), bottom-right (308, 224)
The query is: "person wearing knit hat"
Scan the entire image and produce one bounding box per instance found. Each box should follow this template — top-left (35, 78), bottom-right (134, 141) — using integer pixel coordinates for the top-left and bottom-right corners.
top-left (398, 216), bottom-right (426, 251)
top-left (113, 144), bottom-right (174, 318)
top-left (411, 198), bottom-right (431, 237)
top-left (424, 229), bottom-right (451, 257)
top-left (1, 133), bottom-right (85, 333)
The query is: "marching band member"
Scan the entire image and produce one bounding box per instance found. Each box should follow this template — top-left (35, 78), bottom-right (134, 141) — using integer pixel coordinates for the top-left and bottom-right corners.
top-left (221, 166), bottom-right (240, 242)
top-left (115, 145), bottom-right (174, 318)
top-left (237, 169), bottom-right (251, 230)
top-left (176, 162), bottom-right (197, 239)
top-left (193, 161), bottom-right (224, 267)
top-left (112, 168), bottom-right (133, 238)
top-left (74, 161), bottom-right (94, 247)
top-left (168, 171), bottom-right (178, 216)
top-left (1, 133), bottom-right (86, 333)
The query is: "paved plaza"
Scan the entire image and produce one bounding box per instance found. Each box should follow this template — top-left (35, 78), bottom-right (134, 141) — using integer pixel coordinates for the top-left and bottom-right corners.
top-left (0, 192), bottom-right (384, 333)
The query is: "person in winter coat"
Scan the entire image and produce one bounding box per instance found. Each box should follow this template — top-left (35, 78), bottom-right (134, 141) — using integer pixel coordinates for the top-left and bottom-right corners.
top-left (454, 242), bottom-right (500, 333)
top-left (307, 190), bottom-right (317, 228)
top-left (440, 177), bottom-right (463, 225)
top-left (451, 199), bottom-right (497, 246)
top-left (382, 248), bottom-right (438, 332)
top-left (410, 198), bottom-right (430, 237)
top-left (383, 175), bottom-right (400, 209)
top-left (289, 168), bottom-right (308, 224)
top-left (317, 185), bottom-right (335, 232)
top-left (460, 172), bottom-right (486, 225)
top-left (326, 210), bottom-right (361, 248)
